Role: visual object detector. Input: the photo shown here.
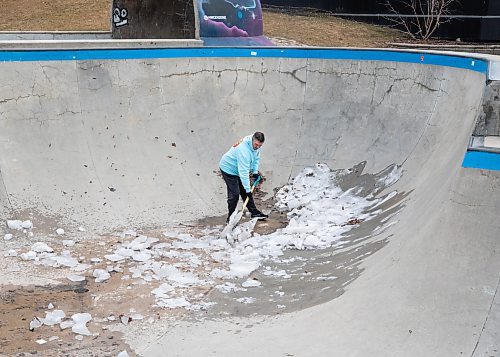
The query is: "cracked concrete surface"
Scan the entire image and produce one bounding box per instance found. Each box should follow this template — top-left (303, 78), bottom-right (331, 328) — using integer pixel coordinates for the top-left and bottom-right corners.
top-left (0, 53), bottom-right (500, 356)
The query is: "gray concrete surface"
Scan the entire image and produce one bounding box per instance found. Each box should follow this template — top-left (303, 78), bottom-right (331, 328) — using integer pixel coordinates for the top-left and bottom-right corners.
top-left (1, 51), bottom-right (499, 356)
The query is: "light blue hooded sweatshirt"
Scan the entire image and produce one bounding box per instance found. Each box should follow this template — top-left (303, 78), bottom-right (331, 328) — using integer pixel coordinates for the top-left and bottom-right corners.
top-left (219, 135), bottom-right (261, 192)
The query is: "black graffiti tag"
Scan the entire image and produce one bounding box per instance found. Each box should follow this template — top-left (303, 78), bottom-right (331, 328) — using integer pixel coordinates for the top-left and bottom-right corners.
top-left (113, 7), bottom-right (129, 27)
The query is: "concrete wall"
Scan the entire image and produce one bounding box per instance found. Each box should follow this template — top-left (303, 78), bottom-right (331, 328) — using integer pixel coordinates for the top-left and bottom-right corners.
top-left (474, 81), bottom-right (500, 136)
top-left (0, 52), bottom-right (487, 232)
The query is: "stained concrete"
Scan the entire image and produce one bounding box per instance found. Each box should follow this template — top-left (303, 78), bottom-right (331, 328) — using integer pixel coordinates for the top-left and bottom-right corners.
top-left (0, 50), bottom-right (499, 356)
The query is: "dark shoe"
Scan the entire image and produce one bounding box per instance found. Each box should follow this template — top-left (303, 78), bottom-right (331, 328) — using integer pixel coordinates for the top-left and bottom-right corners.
top-left (251, 211), bottom-right (268, 220)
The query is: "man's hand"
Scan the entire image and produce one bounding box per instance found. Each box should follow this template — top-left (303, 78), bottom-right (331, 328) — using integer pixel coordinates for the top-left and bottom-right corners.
top-left (250, 172), bottom-right (264, 190)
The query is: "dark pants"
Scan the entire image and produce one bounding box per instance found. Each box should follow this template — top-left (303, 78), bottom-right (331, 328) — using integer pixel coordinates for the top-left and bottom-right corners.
top-left (220, 169), bottom-right (259, 220)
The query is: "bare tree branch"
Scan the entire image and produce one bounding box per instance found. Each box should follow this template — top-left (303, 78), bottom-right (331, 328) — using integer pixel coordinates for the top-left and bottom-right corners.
top-left (384, 0), bottom-right (458, 40)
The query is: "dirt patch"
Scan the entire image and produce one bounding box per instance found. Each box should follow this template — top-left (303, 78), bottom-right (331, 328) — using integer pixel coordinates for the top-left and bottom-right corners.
top-left (0, 283), bottom-right (129, 356)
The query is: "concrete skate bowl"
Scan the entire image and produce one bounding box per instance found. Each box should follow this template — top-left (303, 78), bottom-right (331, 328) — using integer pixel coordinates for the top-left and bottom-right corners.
top-left (0, 48), bottom-right (499, 356)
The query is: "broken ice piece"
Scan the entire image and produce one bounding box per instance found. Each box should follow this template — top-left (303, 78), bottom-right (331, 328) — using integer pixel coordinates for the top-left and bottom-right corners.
top-left (48, 303), bottom-right (54, 309)
top-left (71, 313), bottom-right (92, 336)
top-left (130, 313), bottom-right (144, 320)
top-left (56, 228), bottom-right (65, 235)
top-left (117, 351), bottom-right (130, 357)
top-left (43, 310), bottom-right (65, 326)
top-left (72, 323), bottom-right (92, 336)
top-left (78, 226), bottom-right (86, 232)
top-left (4, 233), bottom-right (13, 241)
top-left (21, 251), bottom-right (37, 261)
top-left (29, 317), bottom-right (43, 331)
top-left (107, 315), bottom-right (116, 321)
top-left (7, 220), bottom-right (22, 230)
top-left (36, 339), bottom-right (47, 345)
top-left (132, 252), bottom-right (151, 262)
top-left (242, 279), bottom-right (262, 288)
top-left (22, 220), bottom-right (33, 229)
top-left (5, 249), bottom-right (17, 257)
top-left (93, 269), bottom-right (111, 283)
top-left (104, 254), bottom-right (125, 262)
top-left (120, 315), bottom-right (131, 325)
top-left (48, 336), bottom-right (59, 342)
top-left (62, 240), bottom-right (75, 247)
top-left (60, 320), bottom-right (75, 330)
top-left (67, 274), bottom-right (86, 282)
top-left (31, 242), bottom-right (54, 253)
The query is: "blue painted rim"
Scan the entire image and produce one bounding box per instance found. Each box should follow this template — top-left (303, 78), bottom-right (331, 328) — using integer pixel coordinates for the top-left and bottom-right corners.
top-left (463, 150), bottom-right (500, 171)
top-left (0, 47), bottom-right (489, 74)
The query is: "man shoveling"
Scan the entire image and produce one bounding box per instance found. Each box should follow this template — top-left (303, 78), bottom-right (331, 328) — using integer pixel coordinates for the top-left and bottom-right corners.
top-left (219, 132), bottom-right (268, 224)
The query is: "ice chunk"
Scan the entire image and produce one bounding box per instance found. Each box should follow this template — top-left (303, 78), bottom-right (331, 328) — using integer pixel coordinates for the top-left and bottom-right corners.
top-left (156, 297), bottom-right (190, 309)
top-left (67, 274), bottom-right (86, 282)
top-left (43, 310), bottom-right (65, 326)
top-left (132, 252), bottom-right (151, 262)
top-left (117, 351), bottom-right (130, 357)
top-left (56, 228), bottom-right (65, 235)
top-left (72, 323), bottom-right (92, 335)
top-left (29, 317), bottom-right (43, 331)
top-left (21, 220), bottom-right (33, 229)
top-left (7, 220), bottom-right (23, 230)
top-left (48, 303), bottom-right (54, 309)
top-left (36, 339), bottom-right (47, 345)
top-left (20, 251), bottom-right (37, 261)
top-left (78, 226), bottom-right (86, 232)
top-left (105, 254), bottom-right (126, 262)
top-left (60, 320), bottom-right (75, 330)
top-left (31, 242), bottom-right (53, 253)
top-left (71, 313), bottom-right (92, 335)
top-left (236, 297), bottom-right (256, 304)
top-left (54, 255), bottom-right (79, 268)
top-left (130, 313), bottom-right (144, 321)
top-left (48, 336), bottom-right (59, 342)
top-left (242, 279), bottom-right (262, 288)
top-left (62, 240), bottom-right (75, 247)
top-left (4, 233), bottom-right (13, 241)
top-left (5, 249), bottom-right (17, 257)
top-left (93, 269), bottom-right (111, 283)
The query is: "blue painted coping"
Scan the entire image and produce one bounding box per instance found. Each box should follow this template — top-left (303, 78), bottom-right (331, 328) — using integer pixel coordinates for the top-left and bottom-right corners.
top-left (0, 47), bottom-right (489, 75)
top-left (463, 151), bottom-right (500, 171)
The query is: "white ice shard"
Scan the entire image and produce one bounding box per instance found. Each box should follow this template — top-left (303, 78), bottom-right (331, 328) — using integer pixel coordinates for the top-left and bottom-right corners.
top-left (62, 240), bottom-right (75, 247)
top-left (132, 252), bottom-right (151, 262)
top-left (242, 279), bottom-right (262, 288)
top-left (54, 255), bottom-right (79, 268)
top-left (67, 274), bottom-right (86, 282)
top-left (43, 310), bottom-right (66, 326)
top-left (4, 233), bottom-right (13, 241)
top-left (72, 323), bottom-right (92, 335)
top-left (7, 220), bottom-right (23, 230)
top-left (21, 220), bottom-right (33, 229)
top-left (104, 254), bottom-right (126, 262)
top-left (60, 320), bottom-right (75, 330)
top-left (71, 312), bottom-right (92, 335)
top-left (47, 303), bottom-right (54, 309)
top-left (5, 249), bottom-right (17, 257)
top-left (29, 317), bottom-right (43, 331)
top-left (31, 242), bottom-right (54, 253)
top-left (56, 228), bottom-right (65, 235)
top-left (117, 351), bottom-right (130, 357)
top-left (78, 226), bottom-right (86, 232)
top-left (93, 269), bottom-right (111, 283)
top-left (20, 251), bottom-right (37, 261)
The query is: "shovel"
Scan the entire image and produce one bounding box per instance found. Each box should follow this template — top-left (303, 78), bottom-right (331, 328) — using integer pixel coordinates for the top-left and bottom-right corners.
top-left (220, 175), bottom-right (261, 243)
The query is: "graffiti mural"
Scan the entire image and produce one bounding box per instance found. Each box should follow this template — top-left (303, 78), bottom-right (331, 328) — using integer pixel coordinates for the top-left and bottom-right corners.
top-left (113, 7), bottom-right (129, 28)
top-left (197, 0), bottom-right (263, 37)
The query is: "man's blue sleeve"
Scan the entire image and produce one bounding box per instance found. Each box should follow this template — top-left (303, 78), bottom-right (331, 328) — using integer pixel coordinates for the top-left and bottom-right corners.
top-left (252, 151), bottom-right (260, 174)
top-left (236, 149), bottom-right (251, 192)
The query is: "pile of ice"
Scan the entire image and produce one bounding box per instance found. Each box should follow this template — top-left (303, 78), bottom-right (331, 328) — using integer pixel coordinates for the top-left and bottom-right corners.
top-left (212, 163), bottom-right (402, 279)
top-left (30, 306), bottom-right (95, 339)
top-left (6, 163), bottom-right (402, 313)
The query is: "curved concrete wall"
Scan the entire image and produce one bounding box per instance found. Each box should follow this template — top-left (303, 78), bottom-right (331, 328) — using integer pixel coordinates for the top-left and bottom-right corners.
top-left (0, 49), bottom-right (487, 231)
